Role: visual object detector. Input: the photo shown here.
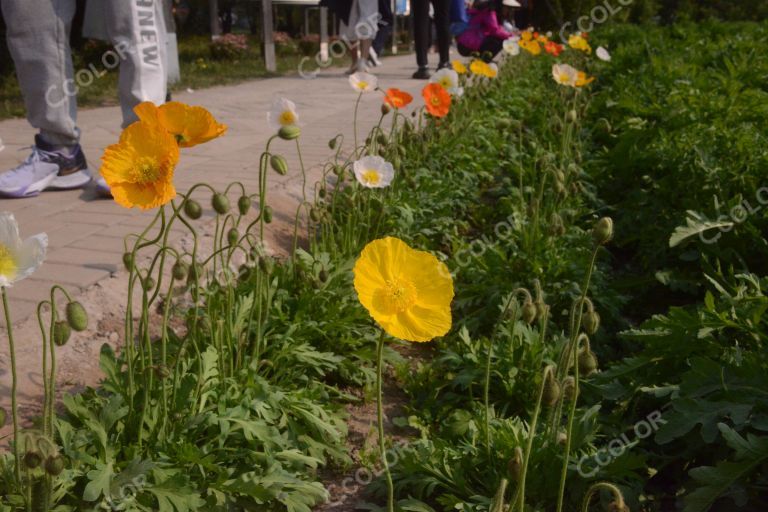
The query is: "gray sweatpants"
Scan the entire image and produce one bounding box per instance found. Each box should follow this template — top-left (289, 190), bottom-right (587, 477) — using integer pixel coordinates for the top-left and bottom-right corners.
top-left (2, 0), bottom-right (168, 147)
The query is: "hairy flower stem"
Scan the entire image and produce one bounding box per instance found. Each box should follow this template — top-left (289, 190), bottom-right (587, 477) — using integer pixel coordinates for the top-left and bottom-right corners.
top-left (556, 246), bottom-right (600, 512)
top-left (1, 287), bottom-right (22, 489)
top-left (484, 295), bottom-right (517, 458)
top-left (375, 330), bottom-right (395, 512)
top-left (353, 92), bottom-right (363, 152)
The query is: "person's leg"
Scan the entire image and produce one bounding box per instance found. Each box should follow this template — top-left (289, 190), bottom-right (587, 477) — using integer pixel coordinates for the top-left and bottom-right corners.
top-left (2, 0), bottom-right (79, 147)
top-left (104, 0), bottom-right (168, 128)
top-left (431, 0), bottom-right (451, 67)
top-left (412, 0), bottom-right (430, 75)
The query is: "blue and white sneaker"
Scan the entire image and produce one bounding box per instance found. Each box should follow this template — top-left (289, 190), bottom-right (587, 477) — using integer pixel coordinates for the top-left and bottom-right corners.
top-left (0, 135), bottom-right (92, 198)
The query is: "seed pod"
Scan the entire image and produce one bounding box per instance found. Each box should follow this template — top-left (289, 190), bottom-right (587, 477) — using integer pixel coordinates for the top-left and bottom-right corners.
top-left (542, 373), bottom-right (561, 407)
top-left (122, 252), bottom-right (135, 271)
top-left (0, 406), bottom-right (7, 428)
top-left (507, 446), bottom-right (523, 482)
top-left (45, 454), bottom-right (65, 476)
top-left (521, 300), bottom-right (537, 324)
top-left (53, 321), bottom-right (72, 347)
top-left (24, 450), bottom-right (42, 469)
top-left (184, 199), bottom-right (203, 220)
top-left (263, 205), bottom-right (273, 224)
top-left (328, 137), bottom-right (337, 150)
top-left (237, 195), bottom-right (251, 215)
top-left (582, 310), bottom-right (600, 335)
top-left (309, 207), bottom-right (321, 222)
top-left (65, 302), bottom-right (88, 332)
top-left (227, 228), bottom-right (239, 246)
top-left (578, 349), bottom-right (599, 376)
top-left (592, 217), bottom-right (613, 245)
top-left (381, 103), bottom-right (391, 116)
top-left (212, 193), bottom-right (230, 215)
top-left (270, 154), bottom-right (289, 175)
top-left (172, 261), bottom-right (188, 281)
top-left (278, 125), bottom-right (301, 140)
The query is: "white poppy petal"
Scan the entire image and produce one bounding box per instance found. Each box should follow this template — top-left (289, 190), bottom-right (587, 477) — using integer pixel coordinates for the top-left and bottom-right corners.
top-left (13, 233), bottom-right (47, 283)
top-left (0, 212), bottom-right (21, 249)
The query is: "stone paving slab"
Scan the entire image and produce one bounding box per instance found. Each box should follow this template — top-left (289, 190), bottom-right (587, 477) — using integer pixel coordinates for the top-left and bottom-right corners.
top-left (0, 53), bottom-right (439, 326)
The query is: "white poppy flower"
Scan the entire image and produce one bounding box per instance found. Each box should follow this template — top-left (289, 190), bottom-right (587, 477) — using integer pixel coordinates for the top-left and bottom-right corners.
top-left (503, 38), bottom-right (521, 56)
top-left (596, 46), bottom-right (612, 62)
top-left (430, 68), bottom-right (463, 96)
top-left (353, 155), bottom-right (395, 188)
top-left (552, 63), bottom-right (579, 87)
top-left (0, 212), bottom-right (47, 288)
top-left (349, 72), bottom-right (378, 93)
top-left (268, 98), bottom-right (299, 130)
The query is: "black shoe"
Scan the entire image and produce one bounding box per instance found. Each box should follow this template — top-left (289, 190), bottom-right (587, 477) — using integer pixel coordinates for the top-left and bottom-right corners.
top-left (412, 67), bottom-right (431, 79)
top-left (436, 61), bottom-right (450, 70)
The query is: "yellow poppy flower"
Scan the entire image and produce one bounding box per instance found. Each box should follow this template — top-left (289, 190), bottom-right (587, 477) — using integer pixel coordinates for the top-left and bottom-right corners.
top-left (135, 101), bottom-right (227, 148)
top-left (568, 34), bottom-right (592, 54)
top-left (354, 237), bottom-right (454, 342)
top-left (575, 71), bottom-right (595, 87)
top-left (100, 121), bottom-right (180, 209)
top-left (470, 59), bottom-right (495, 78)
top-left (519, 39), bottom-right (542, 56)
top-left (452, 60), bottom-right (468, 74)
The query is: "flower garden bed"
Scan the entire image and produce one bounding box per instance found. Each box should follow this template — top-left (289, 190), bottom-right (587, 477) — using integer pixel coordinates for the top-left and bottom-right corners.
top-left (2, 19), bottom-right (768, 512)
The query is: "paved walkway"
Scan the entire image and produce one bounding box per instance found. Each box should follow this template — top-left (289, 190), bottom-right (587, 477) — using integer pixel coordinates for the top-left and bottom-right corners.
top-left (0, 53), bottom-right (429, 326)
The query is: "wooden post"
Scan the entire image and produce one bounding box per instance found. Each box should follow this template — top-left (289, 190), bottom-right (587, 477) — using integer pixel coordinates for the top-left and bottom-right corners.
top-left (209, 0), bottom-right (222, 37)
top-left (262, 0), bottom-right (277, 72)
top-left (320, 6), bottom-right (329, 63)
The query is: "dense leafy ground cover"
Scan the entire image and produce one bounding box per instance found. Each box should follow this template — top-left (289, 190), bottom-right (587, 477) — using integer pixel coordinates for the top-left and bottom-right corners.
top-left (1, 19), bottom-right (767, 512)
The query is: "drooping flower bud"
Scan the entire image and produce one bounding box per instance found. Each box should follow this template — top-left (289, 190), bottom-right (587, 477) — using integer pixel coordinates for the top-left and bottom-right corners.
top-left (562, 376), bottom-right (576, 401)
top-left (578, 349), bottom-right (599, 376)
top-left (521, 300), bottom-right (537, 324)
top-left (184, 199), bottom-right (203, 220)
top-left (259, 255), bottom-right (275, 275)
top-left (237, 195), bottom-right (251, 215)
top-left (24, 450), bottom-right (42, 469)
top-left (376, 134), bottom-right (388, 146)
top-left (556, 431), bottom-right (568, 445)
top-left (53, 320), bottom-right (72, 347)
top-left (278, 125), bottom-right (301, 140)
top-left (45, 454), bottom-right (65, 476)
top-left (328, 137), bottom-right (337, 150)
top-left (542, 373), bottom-right (561, 407)
top-left (122, 252), bottom-right (135, 271)
top-left (227, 228), bottom-right (239, 246)
top-left (318, 269), bottom-right (329, 283)
top-left (154, 364), bottom-right (171, 380)
top-left (212, 193), bottom-right (230, 215)
top-left (309, 207), bottom-right (321, 222)
top-left (172, 261), bottom-right (189, 281)
top-left (270, 154), bottom-right (289, 175)
top-left (143, 277), bottom-right (155, 291)
top-left (263, 205), bottom-right (273, 224)
top-left (318, 187), bottom-right (327, 199)
top-left (381, 103), bottom-right (391, 116)
top-left (592, 217), bottom-right (613, 245)
top-left (567, 109), bottom-right (578, 122)
top-left (65, 302), bottom-right (88, 332)
top-left (582, 310), bottom-right (600, 335)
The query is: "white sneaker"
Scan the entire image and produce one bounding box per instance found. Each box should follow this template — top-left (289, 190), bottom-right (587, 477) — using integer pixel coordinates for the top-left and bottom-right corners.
top-left (94, 176), bottom-right (112, 198)
top-left (0, 135), bottom-right (91, 198)
top-left (368, 47), bottom-right (382, 67)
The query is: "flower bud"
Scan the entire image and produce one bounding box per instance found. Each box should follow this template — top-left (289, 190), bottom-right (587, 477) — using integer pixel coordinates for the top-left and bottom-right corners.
top-left (381, 103), bottom-right (391, 116)
top-left (270, 154), bottom-right (289, 175)
top-left (122, 252), bottom-right (135, 271)
top-left (557, 431), bottom-right (568, 445)
top-left (535, 301), bottom-right (548, 320)
top-left (578, 349), bottom-right (599, 376)
top-left (309, 207), bottom-right (321, 222)
top-left (507, 446), bottom-right (523, 482)
top-left (259, 255), bottom-right (275, 275)
top-left (227, 228), bottom-right (239, 246)
top-left (542, 373), bottom-right (561, 407)
top-left (212, 193), bottom-right (230, 215)
top-left (172, 261), bottom-right (189, 281)
top-left (278, 125), bottom-right (301, 140)
top-left (592, 217), bottom-right (613, 245)
top-left (562, 376), bottom-right (576, 401)
top-left (24, 450), bottom-right (42, 469)
top-left (332, 164), bottom-right (344, 176)
top-left (567, 109), bottom-right (577, 122)
top-left (521, 300), bottom-right (537, 324)
top-left (237, 195), bottom-right (251, 215)
top-left (318, 269), bottom-right (329, 283)
top-left (187, 262), bottom-right (204, 283)
top-left (0, 406), bottom-right (7, 428)
top-left (496, 118), bottom-right (511, 130)
top-left (184, 199), bottom-right (203, 220)
top-left (582, 310), bottom-right (600, 335)
top-left (65, 302), bottom-right (88, 332)
top-left (263, 205), bottom-right (273, 224)
top-left (53, 320), bottom-right (72, 347)
top-left (154, 364), bottom-right (171, 379)
top-left (328, 137), bottom-right (337, 150)
top-left (318, 187), bottom-right (327, 198)
top-left (45, 454), bottom-right (65, 476)
top-left (144, 276), bottom-right (155, 291)
top-left (376, 134), bottom-right (388, 146)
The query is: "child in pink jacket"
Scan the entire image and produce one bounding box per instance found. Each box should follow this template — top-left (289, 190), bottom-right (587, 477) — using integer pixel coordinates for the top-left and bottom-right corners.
top-left (456, 0), bottom-right (513, 61)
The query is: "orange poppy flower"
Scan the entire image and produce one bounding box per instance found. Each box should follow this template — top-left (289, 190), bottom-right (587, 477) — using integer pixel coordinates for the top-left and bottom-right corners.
top-left (135, 101), bottom-right (227, 148)
top-left (422, 83), bottom-right (451, 118)
top-left (544, 40), bottom-right (564, 56)
top-left (384, 88), bottom-right (414, 109)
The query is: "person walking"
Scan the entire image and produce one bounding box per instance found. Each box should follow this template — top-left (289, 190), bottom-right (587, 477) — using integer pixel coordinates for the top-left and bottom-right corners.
top-left (341, 0), bottom-right (379, 73)
top-left (411, 0), bottom-right (451, 79)
top-left (368, 0), bottom-right (394, 67)
top-left (0, 0), bottom-right (169, 198)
